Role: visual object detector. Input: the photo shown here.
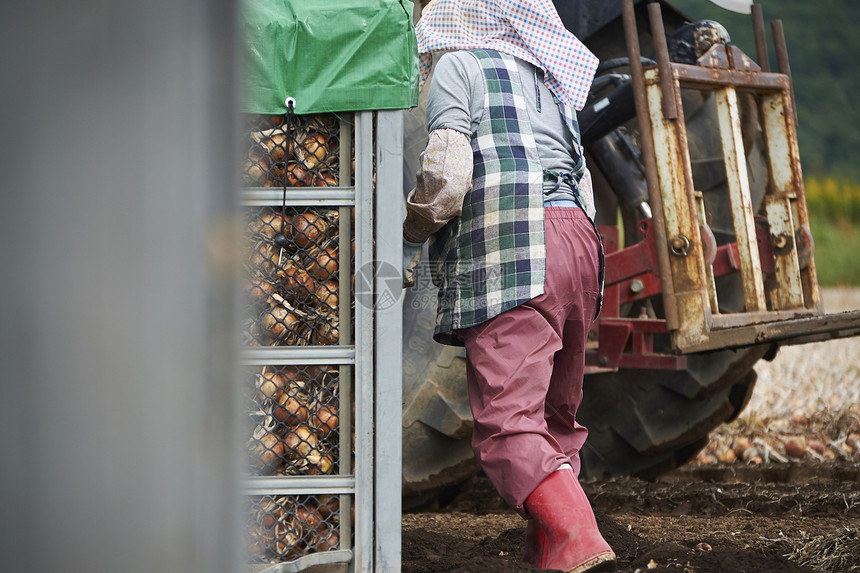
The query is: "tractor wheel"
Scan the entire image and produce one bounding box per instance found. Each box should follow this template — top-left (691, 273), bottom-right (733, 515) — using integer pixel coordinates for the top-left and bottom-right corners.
top-left (577, 345), bottom-right (771, 480)
top-left (401, 276), bottom-right (478, 503)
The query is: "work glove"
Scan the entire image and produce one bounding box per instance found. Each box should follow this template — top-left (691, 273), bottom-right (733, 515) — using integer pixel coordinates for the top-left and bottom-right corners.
top-left (403, 239), bottom-right (423, 288)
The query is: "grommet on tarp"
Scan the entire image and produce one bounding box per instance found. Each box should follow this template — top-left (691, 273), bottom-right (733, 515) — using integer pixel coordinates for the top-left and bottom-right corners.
top-left (274, 97), bottom-right (297, 264)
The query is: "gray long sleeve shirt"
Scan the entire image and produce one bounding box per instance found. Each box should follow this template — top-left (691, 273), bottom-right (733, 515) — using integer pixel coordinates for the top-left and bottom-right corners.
top-left (427, 51), bottom-right (581, 201)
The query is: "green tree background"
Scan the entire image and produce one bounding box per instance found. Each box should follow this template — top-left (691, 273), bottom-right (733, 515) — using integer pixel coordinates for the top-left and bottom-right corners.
top-left (669, 0), bottom-right (860, 182)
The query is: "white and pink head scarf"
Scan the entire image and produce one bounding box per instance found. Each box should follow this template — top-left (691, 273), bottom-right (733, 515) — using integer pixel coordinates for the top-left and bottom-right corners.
top-left (415, 0), bottom-right (599, 110)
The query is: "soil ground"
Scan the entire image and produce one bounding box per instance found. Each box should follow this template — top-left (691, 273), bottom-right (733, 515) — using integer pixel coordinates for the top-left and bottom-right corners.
top-left (402, 289), bottom-right (860, 572)
top-left (403, 463), bottom-right (859, 573)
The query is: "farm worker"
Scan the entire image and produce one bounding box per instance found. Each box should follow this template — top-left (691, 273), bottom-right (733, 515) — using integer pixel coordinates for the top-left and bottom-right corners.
top-left (401, 0), bottom-right (614, 572)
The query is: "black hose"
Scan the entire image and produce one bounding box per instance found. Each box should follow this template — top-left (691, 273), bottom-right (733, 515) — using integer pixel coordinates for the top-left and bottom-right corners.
top-left (596, 57), bottom-right (657, 75)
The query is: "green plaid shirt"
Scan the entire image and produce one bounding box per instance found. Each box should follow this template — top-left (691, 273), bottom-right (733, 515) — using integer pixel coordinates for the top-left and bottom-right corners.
top-left (430, 50), bottom-right (550, 345)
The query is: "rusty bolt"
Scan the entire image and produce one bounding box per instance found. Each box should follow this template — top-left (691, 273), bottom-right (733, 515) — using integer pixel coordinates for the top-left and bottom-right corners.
top-left (772, 234), bottom-right (788, 249)
top-left (630, 279), bottom-right (645, 293)
top-left (670, 235), bottom-right (691, 257)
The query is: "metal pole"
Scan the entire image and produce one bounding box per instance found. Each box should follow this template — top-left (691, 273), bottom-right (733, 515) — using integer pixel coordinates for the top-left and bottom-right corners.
top-left (374, 110), bottom-right (404, 572)
top-left (621, 0), bottom-right (680, 330)
top-left (647, 2), bottom-right (677, 120)
top-left (772, 20), bottom-right (792, 78)
top-left (353, 110), bottom-right (375, 573)
top-left (338, 117), bottom-right (354, 557)
top-left (751, 4), bottom-right (770, 72)
top-left (772, 19), bottom-right (798, 129)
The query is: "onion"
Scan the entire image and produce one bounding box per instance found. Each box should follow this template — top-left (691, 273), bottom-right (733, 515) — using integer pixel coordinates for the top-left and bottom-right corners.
top-left (315, 495), bottom-right (339, 518)
top-left (310, 526), bottom-right (339, 552)
top-left (261, 133), bottom-right (290, 162)
top-left (273, 392), bottom-right (310, 426)
top-left (252, 431), bottom-right (286, 471)
top-left (295, 506), bottom-right (323, 529)
top-left (254, 498), bottom-right (283, 528)
top-left (732, 437), bottom-right (751, 459)
top-left (255, 366), bottom-right (285, 402)
top-left (307, 246), bottom-right (338, 281)
top-left (302, 133), bottom-right (331, 169)
top-left (261, 304), bottom-right (301, 341)
top-left (273, 518), bottom-right (302, 557)
top-left (244, 277), bottom-right (277, 305)
top-left (791, 410), bottom-right (810, 426)
top-left (306, 365), bottom-right (338, 382)
top-left (251, 242), bottom-right (278, 276)
top-left (315, 173), bottom-right (338, 187)
top-left (741, 446), bottom-right (760, 463)
top-left (312, 322), bottom-right (339, 346)
top-left (715, 447), bottom-right (735, 463)
top-left (284, 265), bottom-right (319, 301)
top-left (808, 438), bottom-right (826, 455)
top-left (246, 524), bottom-right (273, 556)
top-left (243, 157), bottom-right (270, 186)
top-left (310, 405), bottom-right (339, 438)
top-left (313, 281), bottom-right (339, 311)
top-left (783, 436), bottom-right (807, 459)
top-left (286, 162), bottom-right (314, 187)
top-left (291, 212), bottom-right (327, 248)
top-left (249, 210), bottom-right (288, 239)
top-left (284, 424), bottom-right (319, 459)
top-left (305, 453), bottom-right (335, 475)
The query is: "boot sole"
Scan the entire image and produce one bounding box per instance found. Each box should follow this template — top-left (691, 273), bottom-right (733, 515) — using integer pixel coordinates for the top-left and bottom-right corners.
top-left (567, 551), bottom-right (617, 573)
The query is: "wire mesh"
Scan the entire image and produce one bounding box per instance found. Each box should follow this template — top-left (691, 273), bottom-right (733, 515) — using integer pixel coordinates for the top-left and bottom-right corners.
top-left (241, 111), bottom-right (357, 569)
top-left (243, 205), bottom-right (348, 347)
top-left (242, 113), bottom-right (349, 188)
top-left (246, 494), bottom-right (343, 564)
top-left (245, 364), bottom-right (345, 477)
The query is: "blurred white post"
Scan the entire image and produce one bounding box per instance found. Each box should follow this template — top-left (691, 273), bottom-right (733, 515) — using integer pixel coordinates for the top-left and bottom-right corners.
top-left (0, 2), bottom-right (240, 573)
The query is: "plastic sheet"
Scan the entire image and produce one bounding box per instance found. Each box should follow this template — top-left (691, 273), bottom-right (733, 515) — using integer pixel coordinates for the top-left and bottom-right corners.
top-left (241, 0), bottom-right (419, 114)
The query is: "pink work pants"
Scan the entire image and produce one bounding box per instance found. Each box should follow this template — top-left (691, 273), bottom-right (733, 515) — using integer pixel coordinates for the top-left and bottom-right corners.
top-left (458, 207), bottom-right (601, 517)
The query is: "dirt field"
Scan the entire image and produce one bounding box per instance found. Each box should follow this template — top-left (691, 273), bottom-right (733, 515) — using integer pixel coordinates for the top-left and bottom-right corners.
top-left (402, 288), bottom-right (860, 573)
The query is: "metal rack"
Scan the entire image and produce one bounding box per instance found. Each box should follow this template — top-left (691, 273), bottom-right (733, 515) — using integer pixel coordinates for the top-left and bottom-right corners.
top-left (240, 110), bottom-right (403, 573)
top-left (613, 0), bottom-right (856, 355)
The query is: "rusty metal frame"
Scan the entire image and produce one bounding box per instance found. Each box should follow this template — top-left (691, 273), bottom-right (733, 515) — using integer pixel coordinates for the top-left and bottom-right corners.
top-left (617, 0), bottom-right (827, 354)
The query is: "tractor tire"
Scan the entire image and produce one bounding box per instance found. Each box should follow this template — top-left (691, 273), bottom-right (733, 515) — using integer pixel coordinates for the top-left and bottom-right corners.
top-left (401, 276), bottom-right (478, 502)
top-left (577, 345), bottom-right (770, 480)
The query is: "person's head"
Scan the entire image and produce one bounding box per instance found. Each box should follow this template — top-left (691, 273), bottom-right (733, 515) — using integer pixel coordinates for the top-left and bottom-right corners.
top-left (415, 0), bottom-right (599, 110)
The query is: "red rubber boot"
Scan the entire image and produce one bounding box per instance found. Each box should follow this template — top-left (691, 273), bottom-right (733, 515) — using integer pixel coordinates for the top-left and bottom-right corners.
top-left (523, 469), bottom-right (616, 573)
top-left (523, 517), bottom-right (548, 565)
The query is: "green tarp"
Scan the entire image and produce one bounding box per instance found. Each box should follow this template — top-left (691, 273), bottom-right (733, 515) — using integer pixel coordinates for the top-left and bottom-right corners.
top-left (241, 0), bottom-right (419, 114)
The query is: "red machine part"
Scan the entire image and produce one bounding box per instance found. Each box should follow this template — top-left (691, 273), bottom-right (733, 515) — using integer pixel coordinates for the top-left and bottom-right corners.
top-left (588, 218), bottom-right (781, 373)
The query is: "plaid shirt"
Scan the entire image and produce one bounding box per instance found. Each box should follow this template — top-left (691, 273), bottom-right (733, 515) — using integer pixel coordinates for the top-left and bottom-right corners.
top-left (430, 50), bottom-right (549, 345)
top-left (415, 0), bottom-right (599, 110)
